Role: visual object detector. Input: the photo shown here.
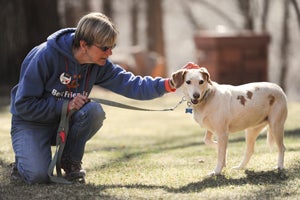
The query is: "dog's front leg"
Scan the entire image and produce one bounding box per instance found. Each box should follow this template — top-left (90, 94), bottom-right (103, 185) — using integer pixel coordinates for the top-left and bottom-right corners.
top-left (212, 132), bottom-right (228, 175)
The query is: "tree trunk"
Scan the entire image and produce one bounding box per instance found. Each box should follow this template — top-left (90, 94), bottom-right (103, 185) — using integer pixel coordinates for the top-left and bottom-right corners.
top-left (261, 0), bottom-right (270, 32)
top-left (102, 0), bottom-right (113, 19)
top-left (290, 0), bottom-right (300, 31)
top-left (131, 0), bottom-right (139, 45)
top-left (63, 0), bottom-right (91, 26)
top-left (146, 0), bottom-right (165, 56)
top-left (237, 0), bottom-right (254, 30)
top-left (0, 0), bottom-right (60, 87)
top-left (280, 0), bottom-right (290, 91)
top-left (146, 0), bottom-right (167, 77)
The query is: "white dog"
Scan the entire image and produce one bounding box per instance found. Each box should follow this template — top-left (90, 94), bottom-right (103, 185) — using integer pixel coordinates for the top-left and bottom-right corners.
top-left (171, 67), bottom-right (288, 175)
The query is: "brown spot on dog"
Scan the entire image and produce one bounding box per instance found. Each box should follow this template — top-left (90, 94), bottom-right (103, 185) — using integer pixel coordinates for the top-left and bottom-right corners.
top-left (246, 91), bottom-right (253, 99)
top-left (237, 95), bottom-right (246, 106)
top-left (268, 95), bottom-right (275, 106)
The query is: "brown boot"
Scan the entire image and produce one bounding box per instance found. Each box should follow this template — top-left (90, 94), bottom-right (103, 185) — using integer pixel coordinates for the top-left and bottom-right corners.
top-left (61, 158), bottom-right (86, 183)
top-left (9, 162), bottom-right (22, 181)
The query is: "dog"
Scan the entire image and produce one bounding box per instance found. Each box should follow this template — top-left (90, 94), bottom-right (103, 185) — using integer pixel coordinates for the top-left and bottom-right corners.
top-left (171, 66), bottom-right (288, 175)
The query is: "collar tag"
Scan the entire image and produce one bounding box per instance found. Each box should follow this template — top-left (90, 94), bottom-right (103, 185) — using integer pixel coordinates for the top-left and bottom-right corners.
top-left (185, 108), bottom-right (193, 114)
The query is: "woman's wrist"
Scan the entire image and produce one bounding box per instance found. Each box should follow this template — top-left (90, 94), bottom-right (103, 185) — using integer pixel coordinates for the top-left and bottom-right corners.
top-left (165, 79), bottom-right (176, 92)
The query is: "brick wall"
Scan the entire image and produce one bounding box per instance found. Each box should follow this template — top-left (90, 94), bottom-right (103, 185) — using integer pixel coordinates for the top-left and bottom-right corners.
top-left (194, 32), bottom-right (271, 85)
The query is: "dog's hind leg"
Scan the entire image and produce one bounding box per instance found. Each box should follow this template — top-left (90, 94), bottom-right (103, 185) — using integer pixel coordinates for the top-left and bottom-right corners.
top-left (268, 120), bottom-right (286, 170)
top-left (268, 102), bottom-right (287, 170)
top-left (204, 130), bottom-right (217, 148)
top-left (233, 124), bottom-right (266, 170)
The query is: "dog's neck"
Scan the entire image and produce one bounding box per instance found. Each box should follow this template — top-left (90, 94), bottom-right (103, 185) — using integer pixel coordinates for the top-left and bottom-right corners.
top-left (199, 89), bottom-right (211, 103)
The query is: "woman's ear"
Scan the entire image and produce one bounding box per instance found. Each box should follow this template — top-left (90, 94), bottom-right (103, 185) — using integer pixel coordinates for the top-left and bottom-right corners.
top-left (79, 40), bottom-right (88, 51)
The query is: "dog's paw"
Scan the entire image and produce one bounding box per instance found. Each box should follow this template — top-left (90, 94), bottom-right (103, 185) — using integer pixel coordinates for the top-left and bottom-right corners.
top-left (232, 165), bottom-right (244, 170)
top-left (275, 166), bottom-right (284, 172)
top-left (208, 170), bottom-right (222, 176)
top-left (208, 171), bottom-right (217, 176)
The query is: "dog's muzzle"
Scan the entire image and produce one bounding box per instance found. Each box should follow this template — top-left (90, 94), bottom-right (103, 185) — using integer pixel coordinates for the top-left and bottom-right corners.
top-left (191, 93), bottom-right (200, 104)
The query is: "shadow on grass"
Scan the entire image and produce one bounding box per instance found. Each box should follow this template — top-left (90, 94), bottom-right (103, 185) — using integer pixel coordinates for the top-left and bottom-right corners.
top-left (88, 161), bottom-right (299, 200)
top-left (285, 128), bottom-right (300, 137)
top-left (169, 159), bottom-right (300, 200)
top-left (69, 163), bottom-right (299, 199)
top-left (89, 168), bottom-right (291, 191)
top-left (170, 169), bottom-right (289, 193)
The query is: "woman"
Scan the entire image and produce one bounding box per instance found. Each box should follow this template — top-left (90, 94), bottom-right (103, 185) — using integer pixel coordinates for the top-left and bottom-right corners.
top-left (10, 12), bottom-right (178, 184)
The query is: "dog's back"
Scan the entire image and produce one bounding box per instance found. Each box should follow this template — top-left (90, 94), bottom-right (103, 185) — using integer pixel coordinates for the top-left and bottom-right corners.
top-left (213, 82), bottom-right (288, 133)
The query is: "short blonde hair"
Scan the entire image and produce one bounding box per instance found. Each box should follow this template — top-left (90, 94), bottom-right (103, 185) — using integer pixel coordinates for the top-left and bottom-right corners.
top-left (73, 12), bottom-right (118, 48)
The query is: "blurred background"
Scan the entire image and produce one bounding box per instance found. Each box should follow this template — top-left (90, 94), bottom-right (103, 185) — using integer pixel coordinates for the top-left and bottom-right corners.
top-left (1, 0), bottom-right (300, 100)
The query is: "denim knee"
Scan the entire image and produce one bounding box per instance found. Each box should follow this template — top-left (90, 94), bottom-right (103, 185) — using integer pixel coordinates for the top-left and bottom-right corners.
top-left (11, 123), bottom-right (54, 184)
top-left (19, 164), bottom-right (49, 184)
top-left (87, 101), bottom-right (106, 130)
top-left (71, 102), bottom-right (106, 138)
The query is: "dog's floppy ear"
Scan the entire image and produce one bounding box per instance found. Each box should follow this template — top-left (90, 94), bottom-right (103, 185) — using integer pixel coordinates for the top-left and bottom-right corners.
top-left (199, 67), bottom-right (212, 85)
top-left (170, 69), bottom-right (187, 88)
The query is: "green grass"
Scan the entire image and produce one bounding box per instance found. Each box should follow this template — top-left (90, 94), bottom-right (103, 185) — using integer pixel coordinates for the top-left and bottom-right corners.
top-left (1, 87), bottom-right (300, 199)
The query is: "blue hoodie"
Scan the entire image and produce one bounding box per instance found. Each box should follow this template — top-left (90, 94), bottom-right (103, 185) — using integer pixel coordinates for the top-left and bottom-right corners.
top-left (10, 28), bottom-right (171, 125)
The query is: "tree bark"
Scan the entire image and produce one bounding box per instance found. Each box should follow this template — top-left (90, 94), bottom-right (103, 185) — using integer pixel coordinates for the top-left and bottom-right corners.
top-left (237, 0), bottom-right (254, 30)
top-left (146, 0), bottom-right (164, 56)
top-left (290, 0), bottom-right (300, 31)
top-left (146, 0), bottom-right (167, 77)
top-left (103, 0), bottom-right (113, 19)
top-left (261, 0), bottom-right (270, 32)
top-left (0, 0), bottom-right (60, 86)
top-left (131, 0), bottom-right (139, 45)
top-left (280, 0), bottom-right (290, 91)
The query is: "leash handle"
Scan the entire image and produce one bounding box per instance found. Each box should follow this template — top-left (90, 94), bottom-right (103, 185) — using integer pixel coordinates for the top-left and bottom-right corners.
top-left (48, 101), bottom-right (73, 184)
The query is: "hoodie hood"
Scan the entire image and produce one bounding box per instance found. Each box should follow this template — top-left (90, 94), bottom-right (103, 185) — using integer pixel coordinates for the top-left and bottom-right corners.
top-left (47, 28), bottom-right (77, 62)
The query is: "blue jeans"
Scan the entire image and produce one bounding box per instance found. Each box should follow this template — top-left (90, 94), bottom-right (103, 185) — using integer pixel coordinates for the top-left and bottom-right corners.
top-left (11, 102), bottom-right (105, 184)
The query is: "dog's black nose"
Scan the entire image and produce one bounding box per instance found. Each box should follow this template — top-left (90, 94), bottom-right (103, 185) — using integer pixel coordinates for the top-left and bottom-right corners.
top-left (193, 93), bottom-right (200, 99)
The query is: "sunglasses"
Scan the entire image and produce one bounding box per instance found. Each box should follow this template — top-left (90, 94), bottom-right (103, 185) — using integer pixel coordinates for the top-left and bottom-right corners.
top-left (93, 44), bottom-right (116, 52)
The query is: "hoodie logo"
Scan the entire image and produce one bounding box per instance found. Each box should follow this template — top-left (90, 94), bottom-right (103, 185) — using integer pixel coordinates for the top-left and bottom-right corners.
top-left (60, 72), bottom-right (71, 85)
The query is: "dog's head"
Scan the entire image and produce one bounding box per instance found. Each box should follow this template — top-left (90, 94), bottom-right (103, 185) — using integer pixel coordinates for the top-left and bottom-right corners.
top-left (171, 67), bottom-right (212, 104)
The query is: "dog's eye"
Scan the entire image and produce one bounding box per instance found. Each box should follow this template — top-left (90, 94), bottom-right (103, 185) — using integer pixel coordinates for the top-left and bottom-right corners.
top-left (186, 80), bottom-right (191, 84)
top-left (199, 80), bottom-right (204, 85)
